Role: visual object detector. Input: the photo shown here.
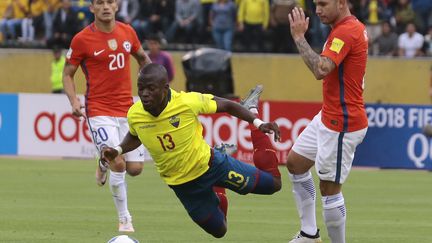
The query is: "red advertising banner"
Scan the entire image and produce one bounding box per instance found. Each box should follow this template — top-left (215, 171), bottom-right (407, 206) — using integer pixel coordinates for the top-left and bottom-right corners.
top-left (17, 93), bottom-right (322, 160)
top-left (199, 101), bottom-right (322, 164)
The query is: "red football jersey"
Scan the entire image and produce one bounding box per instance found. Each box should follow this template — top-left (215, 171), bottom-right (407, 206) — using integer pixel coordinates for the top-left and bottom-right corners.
top-left (321, 16), bottom-right (368, 132)
top-left (66, 21), bottom-right (141, 117)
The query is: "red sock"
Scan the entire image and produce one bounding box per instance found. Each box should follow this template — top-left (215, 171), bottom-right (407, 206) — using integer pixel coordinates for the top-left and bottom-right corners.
top-left (216, 193), bottom-right (228, 218)
top-left (213, 187), bottom-right (228, 218)
top-left (250, 126), bottom-right (281, 178)
top-left (213, 186), bottom-right (226, 194)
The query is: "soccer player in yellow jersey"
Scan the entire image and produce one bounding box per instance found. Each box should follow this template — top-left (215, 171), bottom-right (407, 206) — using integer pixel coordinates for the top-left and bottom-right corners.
top-left (102, 63), bottom-right (282, 238)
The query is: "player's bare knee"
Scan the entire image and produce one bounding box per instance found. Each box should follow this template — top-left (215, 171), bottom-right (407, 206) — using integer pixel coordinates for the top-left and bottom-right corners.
top-left (319, 180), bottom-right (342, 196)
top-left (286, 152), bottom-right (298, 174)
top-left (286, 151), bottom-right (314, 174)
top-left (127, 168), bottom-right (142, 176)
top-left (286, 158), bottom-right (304, 174)
top-left (126, 162), bottom-right (143, 176)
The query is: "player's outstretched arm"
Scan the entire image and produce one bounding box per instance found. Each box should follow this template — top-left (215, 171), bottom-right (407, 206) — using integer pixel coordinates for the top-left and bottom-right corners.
top-left (214, 97), bottom-right (281, 142)
top-left (289, 7), bottom-right (335, 80)
top-left (102, 132), bottom-right (142, 161)
top-left (62, 62), bottom-right (85, 118)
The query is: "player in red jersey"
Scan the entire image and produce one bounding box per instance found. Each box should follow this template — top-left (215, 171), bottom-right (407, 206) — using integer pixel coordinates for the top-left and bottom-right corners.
top-left (286, 1), bottom-right (368, 242)
top-left (62, 0), bottom-right (152, 233)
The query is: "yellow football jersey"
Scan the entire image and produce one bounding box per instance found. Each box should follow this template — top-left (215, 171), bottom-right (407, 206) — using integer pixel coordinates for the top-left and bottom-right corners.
top-left (128, 89), bottom-right (217, 185)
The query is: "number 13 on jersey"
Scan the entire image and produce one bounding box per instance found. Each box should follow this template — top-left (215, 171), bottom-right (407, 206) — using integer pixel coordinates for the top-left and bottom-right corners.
top-left (157, 133), bottom-right (176, 151)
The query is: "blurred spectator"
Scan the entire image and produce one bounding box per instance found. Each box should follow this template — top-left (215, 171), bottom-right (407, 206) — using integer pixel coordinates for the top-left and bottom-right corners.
top-left (50, 46), bottom-right (65, 93)
top-left (47, 0), bottom-right (80, 48)
top-left (237, 0), bottom-right (269, 52)
top-left (166, 0), bottom-right (201, 43)
top-left (117, 0), bottom-right (139, 24)
top-left (151, 0), bottom-right (175, 34)
top-left (411, 0), bottom-right (432, 34)
top-left (131, 0), bottom-right (154, 41)
top-left (0, 0), bottom-right (29, 43)
top-left (398, 22), bottom-right (424, 58)
top-left (0, 1), bottom-right (9, 42)
top-left (70, 0), bottom-right (91, 27)
top-left (304, 0), bottom-right (329, 51)
top-left (20, 1), bottom-right (34, 43)
top-left (209, 0), bottom-right (236, 51)
top-left (43, 0), bottom-right (62, 41)
top-left (350, 0), bottom-right (364, 21)
top-left (29, 0), bottom-right (47, 42)
top-left (199, 0), bottom-right (215, 42)
top-left (424, 25), bottom-right (432, 56)
top-left (145, 34), bottom-right (175, 83)
top-left (394, 0), bottom-right (416, 34)
top-left (374, 21), bottom-right (398, 56)
top-left (270, 0), bottom-right (296, 53)
top-left (361, 0), bottom-right (387, 52)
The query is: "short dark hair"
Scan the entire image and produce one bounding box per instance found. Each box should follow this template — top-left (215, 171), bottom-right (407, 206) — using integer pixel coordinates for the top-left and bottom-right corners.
top-left (138, 63), bottom-right (168, 84)
top-left (52, 45), bottom-right (62, 54)
top-left (146, 33), bottom-right (162, 43)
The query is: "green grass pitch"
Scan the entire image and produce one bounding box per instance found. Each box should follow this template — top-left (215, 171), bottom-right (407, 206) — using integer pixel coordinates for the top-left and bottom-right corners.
top-left (0, 157), bottom-right (431, 243)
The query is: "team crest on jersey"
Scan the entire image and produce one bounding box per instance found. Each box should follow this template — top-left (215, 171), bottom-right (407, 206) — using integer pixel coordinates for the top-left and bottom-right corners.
top-left (107, 39), bottom-right (118, 51)
top-left (169, 115), bottom-right (180, 128)
top-left (123, 41), bottom-right (131, 52)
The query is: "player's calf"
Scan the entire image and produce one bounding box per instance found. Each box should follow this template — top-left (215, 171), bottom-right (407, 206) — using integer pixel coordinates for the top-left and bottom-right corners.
top-left (253, 148), bottom-right (281, 178)
top-left (251, 169), bottom-right (281, 194)
top-left (213, 187), bottom-right (228, 218)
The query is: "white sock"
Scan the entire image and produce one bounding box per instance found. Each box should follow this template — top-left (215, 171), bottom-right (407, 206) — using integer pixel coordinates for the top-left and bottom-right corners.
top-left (322, 192), bottom-right (346, 243)
top-left (109, 171), bottom-right (130, 219)
top-left (289, 171), bottom-right (317, 236)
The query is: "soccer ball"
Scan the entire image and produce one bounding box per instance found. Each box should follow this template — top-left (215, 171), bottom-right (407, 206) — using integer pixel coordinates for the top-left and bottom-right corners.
top-left (107, 235), bottom-right (139, 243)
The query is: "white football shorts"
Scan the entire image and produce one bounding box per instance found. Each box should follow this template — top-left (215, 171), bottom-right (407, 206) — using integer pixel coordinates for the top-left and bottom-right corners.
top-left (87, 116), bottom-right (152, 162)
top-left (292, 112), bottom-right (367, 184)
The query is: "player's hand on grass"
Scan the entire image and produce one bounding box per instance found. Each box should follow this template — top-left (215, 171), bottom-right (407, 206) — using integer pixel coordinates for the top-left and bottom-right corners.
top-left (101, 147), bottom-right (119, 161)
top-left (258, 122), bottom-right (281, 142)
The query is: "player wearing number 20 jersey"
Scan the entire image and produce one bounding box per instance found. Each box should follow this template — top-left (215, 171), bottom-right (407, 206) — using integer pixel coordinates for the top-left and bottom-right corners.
top-left (66, 21), bottom-right (141, 117)
top-left (64, 17), bottom-right (152, 233)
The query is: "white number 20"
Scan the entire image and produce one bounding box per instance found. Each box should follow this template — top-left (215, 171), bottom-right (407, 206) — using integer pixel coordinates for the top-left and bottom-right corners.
top-left (109, 53), bottom-right (125, 71)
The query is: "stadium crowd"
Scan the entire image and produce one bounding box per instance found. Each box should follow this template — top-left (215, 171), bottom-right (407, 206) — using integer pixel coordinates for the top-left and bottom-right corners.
top-left (0, 0), bottom-right (431, 57)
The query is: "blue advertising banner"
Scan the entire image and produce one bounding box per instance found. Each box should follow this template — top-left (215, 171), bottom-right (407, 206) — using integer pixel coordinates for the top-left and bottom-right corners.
top-left (354, 104), bottom-right (432, 170)
top-left (0, 94), bottom-right (18, 155)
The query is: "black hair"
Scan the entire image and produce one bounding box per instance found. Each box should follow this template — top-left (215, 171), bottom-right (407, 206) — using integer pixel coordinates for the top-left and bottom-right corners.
top-left (138, 63), bottom-right (168, 84)
top-left (146, 33), bottom-right (162, 43)
top-left (52, 45), bottom-right (62, 53)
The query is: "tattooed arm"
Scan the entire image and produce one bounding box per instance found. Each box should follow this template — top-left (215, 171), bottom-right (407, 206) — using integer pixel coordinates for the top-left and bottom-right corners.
top-left (289, 7), bottom-right (336, 80)
top-left (295, 37), bottom-right (336, 80)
